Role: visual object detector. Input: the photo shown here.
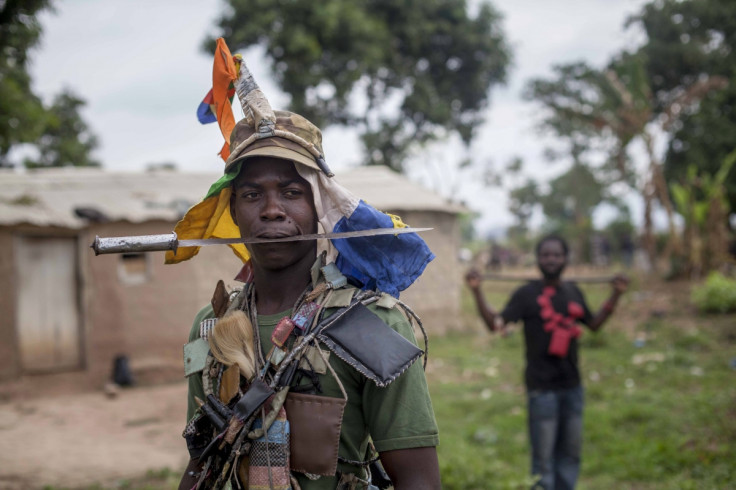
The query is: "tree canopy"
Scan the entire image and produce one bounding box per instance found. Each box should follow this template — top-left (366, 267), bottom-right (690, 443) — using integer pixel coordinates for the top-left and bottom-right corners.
top-left (207, 0), bottom-right (510, 171)
top-left (0, 0), bottom-right (50, 166)
top-left (0, 0), bottom-right (99, 168)
top-left (24, 89), bottom-right (100, 168)
top-left (630, 0), bottom-right (736, 213)
top-left (520, 0), bottom-right (734, 274)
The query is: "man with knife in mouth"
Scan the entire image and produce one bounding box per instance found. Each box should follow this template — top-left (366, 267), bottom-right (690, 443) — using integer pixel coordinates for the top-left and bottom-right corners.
top-left (174, 39), bottom-right (440, 490)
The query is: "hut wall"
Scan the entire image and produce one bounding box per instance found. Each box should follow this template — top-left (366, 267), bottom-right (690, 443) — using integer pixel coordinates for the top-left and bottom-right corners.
top-left (84, 220), bottom-right (243, 386)
top-left (389, 210), bottom-right (462, 335)
top-left (0, 220), bottom-right (243, 391)
top-left (0, 230), bottom-right (19, 380)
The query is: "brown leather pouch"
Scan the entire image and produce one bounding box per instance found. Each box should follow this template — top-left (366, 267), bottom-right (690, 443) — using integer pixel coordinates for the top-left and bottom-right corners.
top-left (285, 392), bottom-right (346, 476)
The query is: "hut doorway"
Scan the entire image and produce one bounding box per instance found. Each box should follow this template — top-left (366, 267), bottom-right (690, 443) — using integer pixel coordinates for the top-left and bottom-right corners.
top-left (14, 236), bottom-right (82, 372)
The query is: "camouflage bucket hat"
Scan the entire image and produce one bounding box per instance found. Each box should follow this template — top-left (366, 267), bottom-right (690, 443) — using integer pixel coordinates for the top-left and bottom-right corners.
top-left (225, 110), bottom-right (325, 174)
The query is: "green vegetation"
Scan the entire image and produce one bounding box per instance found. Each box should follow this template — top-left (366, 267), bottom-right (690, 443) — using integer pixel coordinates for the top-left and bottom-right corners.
top-left (691, 272), bottom-right (736, 314)
top-left (23, 89), bottom-right (100, 168)
top-left (521, 0), bottom-right (736, 277)
top-left (0, 1), bottom-right (99, 168)
top-left (433, 278), bottom-right (736, 489)
top-left (0, 0), bottom-right (50, 167)
top-left (207, 0), bottom-right (511, 172)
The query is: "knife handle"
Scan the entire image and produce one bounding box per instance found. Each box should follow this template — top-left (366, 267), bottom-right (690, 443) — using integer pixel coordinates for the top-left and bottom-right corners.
top-left (91, 233), bottom-right (178, 255)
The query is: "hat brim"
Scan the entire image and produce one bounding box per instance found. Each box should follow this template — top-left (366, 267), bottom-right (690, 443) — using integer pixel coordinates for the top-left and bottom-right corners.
top-left (224, 137), bottom-right (321, 174)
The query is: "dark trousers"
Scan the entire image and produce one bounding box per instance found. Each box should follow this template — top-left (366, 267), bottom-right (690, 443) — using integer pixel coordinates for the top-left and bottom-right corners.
top-left (527, 386), bottom-right (584, 490)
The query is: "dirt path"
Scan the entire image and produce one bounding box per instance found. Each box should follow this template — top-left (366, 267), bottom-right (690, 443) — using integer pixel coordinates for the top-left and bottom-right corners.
top-left (0, 382), bottom-right (190, 490)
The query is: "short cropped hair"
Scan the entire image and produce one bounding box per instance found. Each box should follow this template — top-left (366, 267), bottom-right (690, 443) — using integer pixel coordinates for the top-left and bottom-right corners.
top-left (536, 234), bottom-right (569, 257)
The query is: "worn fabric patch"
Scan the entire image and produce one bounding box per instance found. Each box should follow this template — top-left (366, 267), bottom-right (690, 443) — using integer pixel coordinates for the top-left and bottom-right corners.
top-left (298, 345), bottom-right (330, 374)
top-left (183, 338), bottom-right (210, 377)
top-left (375, 292), bottom-right (399, 310)
top-left (199, 318), bottom-right (217, 340)
top-left (292, 301), bottom-right (320, 331)
top-left (322, 287), bottom-right (355, 308)
top-left (248, 407), bottom-right (291, 490)
top-left (272, 317), bottom-right (296, 347)
top-left (321, 262), bottom-right (347, 289)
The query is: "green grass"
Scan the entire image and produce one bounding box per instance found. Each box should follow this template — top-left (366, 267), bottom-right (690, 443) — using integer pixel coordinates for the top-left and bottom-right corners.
top-left (433, 278), bottom-right (736, 489)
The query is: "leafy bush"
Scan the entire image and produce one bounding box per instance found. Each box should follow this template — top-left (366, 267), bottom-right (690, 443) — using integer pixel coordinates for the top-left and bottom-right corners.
top-left (691, 272), bottom-right (736, 313)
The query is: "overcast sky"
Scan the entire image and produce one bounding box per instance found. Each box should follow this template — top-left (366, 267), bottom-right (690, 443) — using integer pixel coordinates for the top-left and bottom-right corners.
top-left (28, 0), bottom-right (650, 235)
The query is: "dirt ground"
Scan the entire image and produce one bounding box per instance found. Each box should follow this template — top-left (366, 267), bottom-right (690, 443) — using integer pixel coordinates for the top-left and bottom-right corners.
top-left (0, 381), bottom-right (190, 490)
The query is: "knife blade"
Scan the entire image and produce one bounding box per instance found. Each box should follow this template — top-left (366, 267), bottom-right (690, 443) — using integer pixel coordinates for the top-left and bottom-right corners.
top-left (91, 227), bottom-right (432, 255)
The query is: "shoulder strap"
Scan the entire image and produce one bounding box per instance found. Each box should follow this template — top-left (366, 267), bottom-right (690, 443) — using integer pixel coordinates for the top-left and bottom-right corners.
top-left (394, 299), bottom-right (429, 370)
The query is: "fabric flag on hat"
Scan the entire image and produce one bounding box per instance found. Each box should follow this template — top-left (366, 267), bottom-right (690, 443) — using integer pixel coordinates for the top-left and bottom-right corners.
top-left (195, 38), bottom-right (242, 161)
top-left (196, 87), bottom-right (236, 125)
top-left (165, 170), bottom-right (247, 265)
top-left (196, 89), bottom-right (217, 124)
top-left (332, 201), bottom-right (434, 297)
top-left (296, 166), bottom-right (434, 298)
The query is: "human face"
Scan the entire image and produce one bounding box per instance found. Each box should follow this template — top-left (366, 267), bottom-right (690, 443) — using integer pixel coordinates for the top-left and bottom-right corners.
top-left (230, 157), bottom-right (318, 271)
top-left (537, 239), bottom-right (567, 280)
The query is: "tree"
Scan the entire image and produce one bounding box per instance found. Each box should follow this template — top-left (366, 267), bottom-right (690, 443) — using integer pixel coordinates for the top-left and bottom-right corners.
top-left (506, 178), bottom-right (538, 247)
top-left (602, 210), bottom-right (636, 266)
top-left (629, 0), bottom-right (736, 220)
top-left (0, 0), bottom-right (51, 166)
top-left (524, 54), bottom-right (723, 271)
top-left (502, 146), bottom-right (609, 263)
top-left (523, 60), bottom-right (651, 259)
top-left (539, 159), bottom-right (605, 262)
top-left (670, 150), bottom-right (735, 278)
top-left (486, 156), bottom-right (537, 251)
top-left (23, 89), bottom-right (100, 168)
top-left (1, 0), bottom-right (101, 168)
top-left (207, 0), bottom-right (510, 171)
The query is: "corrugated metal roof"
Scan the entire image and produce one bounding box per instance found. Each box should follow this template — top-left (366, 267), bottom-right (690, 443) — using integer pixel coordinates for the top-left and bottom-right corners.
top-left (0, 166), bottom-right (464, 229)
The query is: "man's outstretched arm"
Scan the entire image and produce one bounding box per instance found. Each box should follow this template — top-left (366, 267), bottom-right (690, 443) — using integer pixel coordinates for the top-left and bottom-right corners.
top-left (588, 275), bottom-right (629, 331)
top-left (380, 446), bottom-right (441, 490)
top-left (465, 268), bottom-right (504, 332)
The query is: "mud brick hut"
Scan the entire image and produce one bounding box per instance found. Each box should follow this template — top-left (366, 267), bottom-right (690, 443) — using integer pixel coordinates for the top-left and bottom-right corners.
top-left (0, 166), bottom-right (465, 392)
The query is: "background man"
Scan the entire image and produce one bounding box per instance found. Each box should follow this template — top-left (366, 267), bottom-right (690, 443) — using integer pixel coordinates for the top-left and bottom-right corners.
top-left (465, 235), bottom-right (628, 490)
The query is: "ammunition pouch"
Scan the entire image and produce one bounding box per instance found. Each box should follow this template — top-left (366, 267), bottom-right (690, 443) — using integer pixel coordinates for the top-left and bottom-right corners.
top-left (286, 391), bottom-right (346, 476)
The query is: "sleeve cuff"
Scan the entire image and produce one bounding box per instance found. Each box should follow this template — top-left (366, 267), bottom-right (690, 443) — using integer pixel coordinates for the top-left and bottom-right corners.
top-left (372, 433), bottom-right (440, 453)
